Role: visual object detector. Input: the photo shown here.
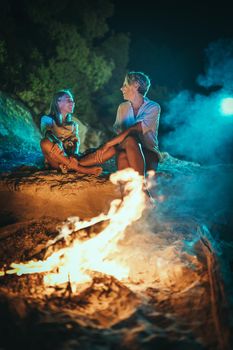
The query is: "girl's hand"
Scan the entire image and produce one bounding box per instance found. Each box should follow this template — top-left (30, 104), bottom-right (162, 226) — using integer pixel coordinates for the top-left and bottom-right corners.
top-left (95, 142), bottom-right (112, 164)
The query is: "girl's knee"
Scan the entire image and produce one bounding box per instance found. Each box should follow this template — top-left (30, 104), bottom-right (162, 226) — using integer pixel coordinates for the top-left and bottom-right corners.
top-left (122, 135), bottom-right (138, 149)
top-left (40, 138), bottom-right (53, 153)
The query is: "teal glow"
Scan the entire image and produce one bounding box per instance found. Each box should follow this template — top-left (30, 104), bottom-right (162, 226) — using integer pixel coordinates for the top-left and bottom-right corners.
top-left (220, 97), bottom-right (233, 116)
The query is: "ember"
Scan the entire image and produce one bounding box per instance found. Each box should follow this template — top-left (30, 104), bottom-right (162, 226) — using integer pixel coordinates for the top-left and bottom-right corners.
top-left (0, 168), bottom-right (230, 350)
top-left (1, 169), bottom-right (147, 293)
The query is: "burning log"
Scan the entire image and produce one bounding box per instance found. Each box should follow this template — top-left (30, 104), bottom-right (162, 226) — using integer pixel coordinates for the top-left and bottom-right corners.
top-left (0, 169), bottom-right (147, 292)
top-left (0, 168), bottom-right (232, 350)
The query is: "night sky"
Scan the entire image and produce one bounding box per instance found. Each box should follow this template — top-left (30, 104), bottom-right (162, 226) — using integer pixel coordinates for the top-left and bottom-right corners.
top-left (109, 0), bottom-right (233, 90)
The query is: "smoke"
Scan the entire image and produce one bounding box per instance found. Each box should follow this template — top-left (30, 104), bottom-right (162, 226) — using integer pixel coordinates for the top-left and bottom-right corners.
top-left (197, 39), bottom-right (233, 90)
top-left (153, 161), bottom-right (233, 225)
top-left (161, 39), bottom-right (233, 164)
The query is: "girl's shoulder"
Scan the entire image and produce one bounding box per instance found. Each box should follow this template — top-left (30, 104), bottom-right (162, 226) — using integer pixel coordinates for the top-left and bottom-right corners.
top-left (41, 114), bottom-right (54, 122)
top-left (40, 115), bottom-right (55, 127)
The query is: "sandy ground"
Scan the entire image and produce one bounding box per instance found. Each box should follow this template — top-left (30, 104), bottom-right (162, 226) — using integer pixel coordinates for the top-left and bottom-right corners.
top-left (0, 157), bottom-right (232, 350)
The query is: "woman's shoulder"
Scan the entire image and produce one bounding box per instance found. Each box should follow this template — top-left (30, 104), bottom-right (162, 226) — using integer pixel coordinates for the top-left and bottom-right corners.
top-left (41, 114), bottom-right (54, 122)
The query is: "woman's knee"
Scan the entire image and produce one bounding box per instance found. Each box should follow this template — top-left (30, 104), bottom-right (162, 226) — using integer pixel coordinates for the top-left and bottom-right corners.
top-left (40, 138), bottom-right (53, 154)
top-left (121, 135), bottom-right (138, 149)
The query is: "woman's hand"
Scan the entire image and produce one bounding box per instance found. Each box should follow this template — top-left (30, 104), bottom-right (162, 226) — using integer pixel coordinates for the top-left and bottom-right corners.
top-left (101, 142), bottom-right (112, 153)
top-left (95, 142), bottom-right (112, 164)
top-left (46, 131), bottom-right (63, 149)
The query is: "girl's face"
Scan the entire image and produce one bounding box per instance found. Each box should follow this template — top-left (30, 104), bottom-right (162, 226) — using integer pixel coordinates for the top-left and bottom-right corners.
top-left (120, 78), bottom-right (139, 101)
top-left (58, 93), bottom-right (75, 115)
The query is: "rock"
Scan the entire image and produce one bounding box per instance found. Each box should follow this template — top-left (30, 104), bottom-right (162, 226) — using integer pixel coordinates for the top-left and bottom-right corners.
top-left (0, 169), bottom-right (121, 228)
top-left (0, 156), bottom-right (232, 350)
top-left (0, 92), bottom-right (105, 172)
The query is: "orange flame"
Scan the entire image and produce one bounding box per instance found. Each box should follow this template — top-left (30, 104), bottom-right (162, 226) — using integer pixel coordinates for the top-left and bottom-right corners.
top-left (3, 169), bottom-right (147, 293)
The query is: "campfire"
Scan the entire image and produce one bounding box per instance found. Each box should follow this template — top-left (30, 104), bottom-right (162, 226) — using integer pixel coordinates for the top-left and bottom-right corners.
top-left (0, 169), bottom-right (148, 293)
top-left (0, 169), bottom-right (228, 349)
top-left (0, 169), bottom-right (197, 294)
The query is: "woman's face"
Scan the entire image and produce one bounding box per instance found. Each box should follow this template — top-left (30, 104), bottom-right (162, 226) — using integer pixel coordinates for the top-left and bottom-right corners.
top-left (120, 78), bottom-right (139, 101)
top-left (58, 93), bottom-right (75, 115)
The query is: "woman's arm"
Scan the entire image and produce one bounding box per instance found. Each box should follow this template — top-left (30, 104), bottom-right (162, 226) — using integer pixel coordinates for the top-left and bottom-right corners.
top-left (95, 122), bottom-right (142, 163)
top-left (105, 122), bottom-right (142, 148)
top-left (41, 115), bottom-right (53, 137)
top-left (41, 116), bottom-right (63, 148)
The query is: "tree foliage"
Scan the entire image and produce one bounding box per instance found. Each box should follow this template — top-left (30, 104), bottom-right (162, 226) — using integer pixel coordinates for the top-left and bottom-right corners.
top-left (0, 0), bottom-right (130, 128)
top-left (94, 33), bottom-right (130, 130)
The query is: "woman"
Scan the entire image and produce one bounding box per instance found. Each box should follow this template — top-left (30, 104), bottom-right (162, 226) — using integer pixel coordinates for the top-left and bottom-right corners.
top-left (79, 71), bottom-right (161, 177)
top-left (40, 89), bottom-right (102, 175)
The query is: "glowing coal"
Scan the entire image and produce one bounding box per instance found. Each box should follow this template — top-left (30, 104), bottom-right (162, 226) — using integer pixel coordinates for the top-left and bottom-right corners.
top-left (0, 168), bottom-right (203, 297)
top-left (1, 169), bottom-right (147, 293)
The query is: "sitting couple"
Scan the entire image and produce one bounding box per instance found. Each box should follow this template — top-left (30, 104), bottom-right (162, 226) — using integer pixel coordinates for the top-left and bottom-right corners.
top-left (40, 71), bottom-right (161, 178)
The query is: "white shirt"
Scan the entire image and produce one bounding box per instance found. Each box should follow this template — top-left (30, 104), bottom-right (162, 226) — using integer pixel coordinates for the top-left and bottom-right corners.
top-left (113, 97), bottom-right (160, 153)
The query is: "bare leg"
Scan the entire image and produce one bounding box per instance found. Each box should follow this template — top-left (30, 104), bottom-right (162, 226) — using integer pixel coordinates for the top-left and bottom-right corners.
top-left (117, 139), bottom-right (154, 205)
top-left (143, 148), bottom-right (159, 172)
top-left (116, 150), bottom-right (130, 170)
top-left (40, 139), bottom-right (102, 175)
top-left (79, 146), bottom-right (116, 166)
top-left (80, 136), bottom-right (145, 174)
top-left (120, 136), bottom-right (145, 176)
